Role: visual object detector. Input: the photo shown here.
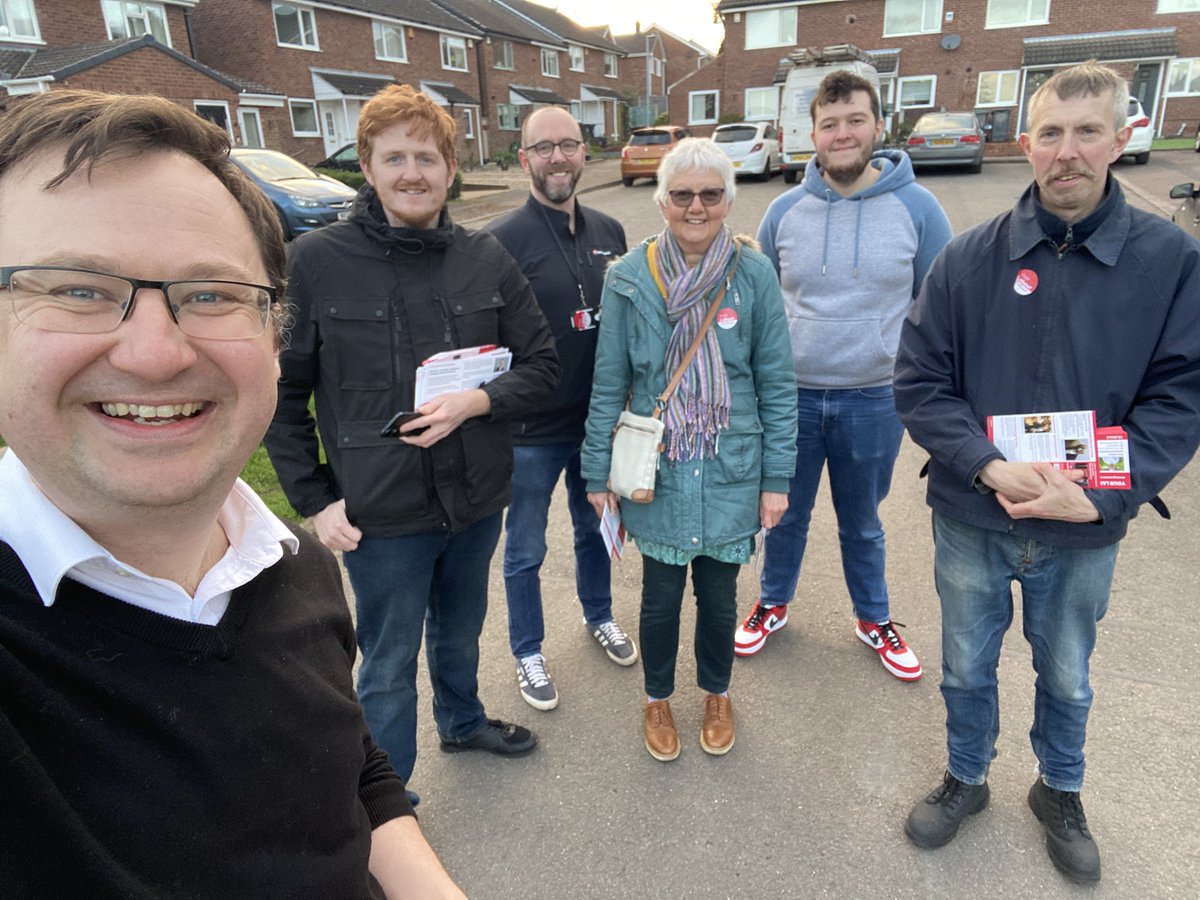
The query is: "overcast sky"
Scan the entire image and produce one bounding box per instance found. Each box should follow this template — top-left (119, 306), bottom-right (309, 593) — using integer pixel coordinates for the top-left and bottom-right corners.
top-left (527, 0), bottom-right (726, 55)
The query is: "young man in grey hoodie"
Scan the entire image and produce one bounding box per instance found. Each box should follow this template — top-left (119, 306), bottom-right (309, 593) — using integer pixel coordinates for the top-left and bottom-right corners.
top-left (734, 71), bottom-right (952, 679)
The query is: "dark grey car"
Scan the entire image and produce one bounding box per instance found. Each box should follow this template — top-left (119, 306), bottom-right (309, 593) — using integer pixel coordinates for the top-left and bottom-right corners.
top-left (905, 112), bottom-right (985, 174)
top-left (1171, 182), bottom-right (1200, 241)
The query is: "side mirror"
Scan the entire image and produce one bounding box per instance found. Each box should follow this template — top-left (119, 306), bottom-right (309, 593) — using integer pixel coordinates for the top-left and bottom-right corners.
top-left (1169, 182), bottom-right (1197, 200)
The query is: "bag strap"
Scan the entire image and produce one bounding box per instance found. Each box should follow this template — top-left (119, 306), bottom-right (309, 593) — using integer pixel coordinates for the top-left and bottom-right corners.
top-left (650, 244), bottom-right (741, 421)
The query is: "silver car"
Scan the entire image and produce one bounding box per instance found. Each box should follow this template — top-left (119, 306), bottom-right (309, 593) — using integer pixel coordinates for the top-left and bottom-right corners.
top-left (713, 122), bottom-right (780, 181)
top-left (1170, 182), bottom-right (1200, 241)
top-left (905, 112), bottom-right (985, 174)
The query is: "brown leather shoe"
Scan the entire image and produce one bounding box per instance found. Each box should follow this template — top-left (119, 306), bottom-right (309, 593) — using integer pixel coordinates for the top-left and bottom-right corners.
top-left (700, 693), bottom-right (735, 755)
top-left (643, 700), bottom-right (680, 761)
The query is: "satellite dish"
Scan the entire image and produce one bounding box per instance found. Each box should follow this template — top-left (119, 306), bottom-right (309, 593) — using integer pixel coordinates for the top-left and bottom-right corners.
top-left (941, 34), bottom-right (962, 50)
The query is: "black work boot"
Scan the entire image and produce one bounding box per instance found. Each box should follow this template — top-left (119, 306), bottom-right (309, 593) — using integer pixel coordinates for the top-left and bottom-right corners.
top-left (1027, 779), bottom-right (1101, 884)
top-left (905, 770), bottom-right (990, 849)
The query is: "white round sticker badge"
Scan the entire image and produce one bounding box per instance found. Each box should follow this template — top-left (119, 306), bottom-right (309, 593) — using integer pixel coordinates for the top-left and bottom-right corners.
top-left (717, 308), bottom-right (738, 329)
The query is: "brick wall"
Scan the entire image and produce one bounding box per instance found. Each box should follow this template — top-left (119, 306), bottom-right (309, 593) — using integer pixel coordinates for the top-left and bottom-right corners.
top-left (32, 0), bottom-right (194, 55)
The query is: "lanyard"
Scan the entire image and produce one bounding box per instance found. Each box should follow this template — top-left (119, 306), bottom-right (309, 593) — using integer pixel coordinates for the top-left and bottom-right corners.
top-left (535, 200), bottom-right (590, 310)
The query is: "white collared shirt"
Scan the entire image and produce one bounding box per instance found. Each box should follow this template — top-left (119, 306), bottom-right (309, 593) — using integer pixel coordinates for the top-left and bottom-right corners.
top-left (0, 450), bottom-right (300, 624)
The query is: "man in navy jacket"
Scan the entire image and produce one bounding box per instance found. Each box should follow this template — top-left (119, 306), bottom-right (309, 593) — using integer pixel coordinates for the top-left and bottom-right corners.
top-left (895, 63), bottom-right (1200, 885)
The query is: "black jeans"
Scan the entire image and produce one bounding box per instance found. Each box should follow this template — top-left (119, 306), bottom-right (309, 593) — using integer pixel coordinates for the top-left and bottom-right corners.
top-left (639, 554), bottom-right (740, 698)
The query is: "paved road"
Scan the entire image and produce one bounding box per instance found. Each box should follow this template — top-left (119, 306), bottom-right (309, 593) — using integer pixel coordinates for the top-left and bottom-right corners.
top-left (390, 156), bottom-right (1199, 898)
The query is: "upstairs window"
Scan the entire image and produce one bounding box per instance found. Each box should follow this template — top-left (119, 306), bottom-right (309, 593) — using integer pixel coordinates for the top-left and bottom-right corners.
top-left (102, 1), bottom-right (170, 46)
top-left (884, 0), bottom-right (942, 37)
top-left (569, 44), bottom-right (584, 71)
top-left (494, 39), bottom-right (514, 70)
top-left (604, 52), bottom-right (618, 78)
top-left (0, 0), bottom-right (41, 42)
top-left (1158, 0), bottom-right (1200, 11)
top-left (541, 47), bottom-right (560, 77)
top-left (274, 2), bottom-right (317, 49)
top-left (745, 8), bottom-right (796, 50)
top-left (373, 20), bottom-right (406, 62)
top-left (986, 0), bottom-right (1050, 27)
top-left (441, 34), bottom-right (468, 71)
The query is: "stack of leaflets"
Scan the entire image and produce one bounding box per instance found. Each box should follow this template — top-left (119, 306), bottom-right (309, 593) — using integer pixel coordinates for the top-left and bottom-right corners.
top-left (986, 410), bottom-right (1130, 489)
top-left (414, 344), bottom-right (512, 406)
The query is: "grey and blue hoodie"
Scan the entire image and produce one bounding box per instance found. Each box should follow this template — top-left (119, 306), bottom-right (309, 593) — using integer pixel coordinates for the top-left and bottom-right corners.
top-left (757, 150), bottom-right (951, 389)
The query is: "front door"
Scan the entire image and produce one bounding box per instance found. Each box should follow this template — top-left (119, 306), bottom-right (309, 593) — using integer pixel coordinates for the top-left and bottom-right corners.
top-left (1131, 63), bottom-right (1161, 130)
top-left (238, 108), bottom-right (264, 148)
top-left (317, 101), bottom-right (346, 157)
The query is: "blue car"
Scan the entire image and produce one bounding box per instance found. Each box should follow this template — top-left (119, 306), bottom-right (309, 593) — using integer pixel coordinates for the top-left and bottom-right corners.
top-left (230, 148), bottom-right (356, 240)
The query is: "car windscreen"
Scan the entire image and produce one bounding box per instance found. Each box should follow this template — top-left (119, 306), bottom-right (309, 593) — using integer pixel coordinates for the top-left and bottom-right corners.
top-left (914, 114), bottom-right (977, 133)
top-left (630, 131), bottom-right (672, 146)
top-left (235, 152), bottom-right (317, 182)
top-left (714, 127), bottom-right (757, 143)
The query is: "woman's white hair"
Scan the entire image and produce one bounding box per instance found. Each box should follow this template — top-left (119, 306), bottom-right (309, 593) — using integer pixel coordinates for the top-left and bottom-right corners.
top-left (654, 137), bottom-right (737, 208)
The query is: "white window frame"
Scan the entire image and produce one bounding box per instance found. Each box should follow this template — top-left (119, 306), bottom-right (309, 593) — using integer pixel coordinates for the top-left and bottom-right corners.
top-left (1157, 0), bottom-right (1200, 12)
top-left (898, 75), bottom-right (937, 109)
top-left (288, 98), bottom-right (321, 137)
top-left (273, 2), bottom-right (318, 50)
top-left (883, 0), bottom-right (943, 37)
top-left (744, 7), bottom-right (797, 50)
top-left (1167, 57), bottom-right (1200, 95)
top-left (497, 103), bottom-right (520, 131)
top-left (568, 44), bottom-right (584, 72)
top-left (744, 86), bottom-right (777, 121)
top-left (541, 47), bottom-right (560, 78)
top-left (193, 100), bottom-right (233, 140)
top-left (985, 0), bottom-right (1050, 28)
top-left (372, 19), bottom-right (407, 62)
top-left (238, 107), bottom-right (265, 148)
top-left (975, 70), bottom-right (1020, 106)
top-left (604, 52), bottom-right (618, 78)
top-left (688, 89), bottom-right (719, 125)
top-left (462, 108), bottom-right (475, 139)
top-left (0, 0), bottom-right (42, 42)
top-left (440, 34), bottom-right (468, 71)
top-left (102, 1), bottom-right (172, 46)
top-left (494, 39), bottom-right (514, 70)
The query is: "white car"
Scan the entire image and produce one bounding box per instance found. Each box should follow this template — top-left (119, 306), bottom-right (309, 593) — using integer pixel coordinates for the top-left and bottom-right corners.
top-left (713, 122), bottom-right (780, 181)
top-left (1122, 98), bottom-right (1152, 165)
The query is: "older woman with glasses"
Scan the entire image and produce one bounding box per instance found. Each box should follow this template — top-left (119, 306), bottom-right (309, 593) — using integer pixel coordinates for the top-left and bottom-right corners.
top-left (582, 138), bottom-right (797, 762)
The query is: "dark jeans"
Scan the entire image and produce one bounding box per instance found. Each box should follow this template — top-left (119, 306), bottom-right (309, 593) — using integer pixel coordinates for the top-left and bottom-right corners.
top-left (343, 513), bottom-right (501, 783)
top-left (640, 554), bottom-right (740, 698)
top-left (503, 442), bottom-right (613, 658)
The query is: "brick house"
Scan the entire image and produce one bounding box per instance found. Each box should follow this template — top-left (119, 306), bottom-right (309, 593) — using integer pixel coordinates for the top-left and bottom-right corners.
top-left (190, 0), bottom-right (487, 166)
top-left (673, 0), bottom-right (1200, 147)
top-left (0, 0), bottom-right (283, 143)
top-left (612, 23), bottom-right (715, 126)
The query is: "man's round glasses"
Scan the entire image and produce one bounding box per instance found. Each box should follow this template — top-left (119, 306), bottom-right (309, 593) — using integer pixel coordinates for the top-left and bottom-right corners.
top-left (0, 266), bottom-right (277, 340)
top-left (524, 139), bottom-right (583, 159)
top-left (667, 189), bottom-right (726, 208)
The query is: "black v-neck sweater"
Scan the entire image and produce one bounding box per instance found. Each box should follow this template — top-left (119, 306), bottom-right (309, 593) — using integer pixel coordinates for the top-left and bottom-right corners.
top-left (0, 527), bottom-right (412, 898)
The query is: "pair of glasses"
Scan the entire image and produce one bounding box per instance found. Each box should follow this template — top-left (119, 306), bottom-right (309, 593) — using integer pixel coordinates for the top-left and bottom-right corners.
top-left (667, 189), bottom-right (725, 208)
top-left (0, 266), bottom-right (277, 340)
top-left (524, 139), bottom-right (583, 158)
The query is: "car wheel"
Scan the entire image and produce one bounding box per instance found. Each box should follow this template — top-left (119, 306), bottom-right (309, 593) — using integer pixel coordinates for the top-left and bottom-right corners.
top-left (1134, 151), bottom-right (1150, 165)
top-left (622, 177), bottom-right (634, 187)
top-left (969, 159), bottom-right (983, 175)
top-left (756, 160), bottom-right (771, 182)
top-left (784, 169), bottom-right (797, 184)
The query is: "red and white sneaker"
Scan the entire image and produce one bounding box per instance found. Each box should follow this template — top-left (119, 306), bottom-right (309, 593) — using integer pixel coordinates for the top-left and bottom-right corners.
top-left (856, 619), bottom-right (922, 681)
top-left (734, 602), bottom-right (788, 657)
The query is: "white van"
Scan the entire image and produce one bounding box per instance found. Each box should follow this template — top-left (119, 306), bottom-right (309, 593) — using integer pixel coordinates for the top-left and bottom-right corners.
top-left (779, 45), bottom-right (880, 184)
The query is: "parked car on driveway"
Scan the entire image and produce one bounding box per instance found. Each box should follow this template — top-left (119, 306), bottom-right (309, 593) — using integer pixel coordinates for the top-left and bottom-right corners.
top-left (713, 122), bottom-right (780, 181)
top-left (230, 148), bottom-right (356, 241)
top-left (905, 112), bottom-right (985, 174)
top-left (1170, 181), bottom-right (1200, 241)
top-left (316, 142), bottom-right (360, 172)
top-left (1121, 98), bottom-right (1152, 165)
top-left (621, 125), bottom-right (690, 186)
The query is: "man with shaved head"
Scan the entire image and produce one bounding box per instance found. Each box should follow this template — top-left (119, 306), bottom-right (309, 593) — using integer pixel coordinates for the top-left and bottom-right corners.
top-left (485, 107), bottom-right (631, 711)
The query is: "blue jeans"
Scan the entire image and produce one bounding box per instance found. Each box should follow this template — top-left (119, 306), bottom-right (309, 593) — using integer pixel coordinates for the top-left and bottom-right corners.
top-left (343, 513), bottom-right (500, 783)
top-left (760, 387), bottom-right (905, 622)
top-left (503, 442), bottom-right (612, 659)
top-left (932, 512), bottom-right (1119, 792)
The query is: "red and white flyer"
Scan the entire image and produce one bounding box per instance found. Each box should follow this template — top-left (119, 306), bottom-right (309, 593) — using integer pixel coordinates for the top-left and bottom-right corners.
top-left (986, 410), bottom-right (1130, 490)
top-left (414, 344), bottom-right (511, 406)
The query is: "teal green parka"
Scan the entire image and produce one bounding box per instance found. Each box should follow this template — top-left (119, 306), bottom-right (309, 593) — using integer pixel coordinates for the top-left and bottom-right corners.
top-left (581, 235), bottom-right (798, 552)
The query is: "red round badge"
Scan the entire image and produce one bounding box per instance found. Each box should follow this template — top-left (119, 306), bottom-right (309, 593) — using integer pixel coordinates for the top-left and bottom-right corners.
top-left (1014, 269), bottom-right (1039, 296)
top-left (717, 308), bottom-right (738, 330)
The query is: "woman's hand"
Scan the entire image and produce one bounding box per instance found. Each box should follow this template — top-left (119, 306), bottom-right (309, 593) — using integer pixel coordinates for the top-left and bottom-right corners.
top-left (588, 491), bottom-right (619, 518)
top-left (759, 491), bottom-right (789, 530)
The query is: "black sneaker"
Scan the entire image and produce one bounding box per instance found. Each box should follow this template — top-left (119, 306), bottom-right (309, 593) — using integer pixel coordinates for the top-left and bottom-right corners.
top-left (439, 718), bottom-right (538, 756)
top-left (905, 771), bottom-right (990, 849)
top-left (1027, 779), bottom-right (1101, 884)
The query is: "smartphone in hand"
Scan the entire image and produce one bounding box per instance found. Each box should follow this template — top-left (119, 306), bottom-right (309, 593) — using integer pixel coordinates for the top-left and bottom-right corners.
top-left (380, 410), bottom-right (429, 438)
